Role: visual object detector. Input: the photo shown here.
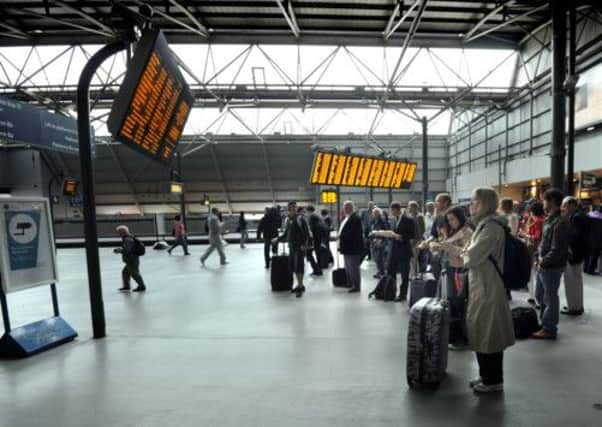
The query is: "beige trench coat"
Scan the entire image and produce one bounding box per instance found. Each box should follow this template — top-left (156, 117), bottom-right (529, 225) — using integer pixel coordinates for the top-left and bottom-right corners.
top-left (462, 215), bottom-right (515, 354)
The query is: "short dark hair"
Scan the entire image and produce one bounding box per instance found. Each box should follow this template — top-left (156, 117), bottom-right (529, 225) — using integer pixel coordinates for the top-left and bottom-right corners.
top-left (287, 201), bottom-right (297, 208)
top-left (530, 201), bottom-right (545, 216)
top-left (390, 201), bottom-right (402, 210)
top-left (500, 198), bottom-right (514, 213)
top-left (446, 205), bottom-right (467, 232)
top-left (175, 215), bottom-right (181, 221)
top-left (306, 205), bottom-right (315, 212)
top-left (321, 209), bottom-right (329, 216)
top-left (544, 188), bottom-right (564, 207)
top-left (211, 207), bottom-right (219, 214)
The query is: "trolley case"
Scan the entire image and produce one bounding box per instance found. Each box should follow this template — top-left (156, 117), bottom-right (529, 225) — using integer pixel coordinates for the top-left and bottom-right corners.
top-left (409, 273), bottom-right (439, 308)
top-left (271, 242), bottom-right (293, 292)
top-left (407, 297), bottom-right (449, 388)
top-left (332, 268), bottom-right (349, 287)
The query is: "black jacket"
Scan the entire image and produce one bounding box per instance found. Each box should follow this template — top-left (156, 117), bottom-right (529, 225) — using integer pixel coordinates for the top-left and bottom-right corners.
top-left (277, 215), bottom-right (310, 252)
top-left (257, 213), bottom-right (279, 240)
top-left (308, 212), bottom-right (327, 242)
top-left (339, 212), bottom-right (365, 255)
top-left (567, 211), bottom-right (589, 265)
top-left (391, 214), bottom-right (417, 257)
top-left (538, 211), bottom-right (570, 270)
top-left (121, 235), bottom-right (139, 264)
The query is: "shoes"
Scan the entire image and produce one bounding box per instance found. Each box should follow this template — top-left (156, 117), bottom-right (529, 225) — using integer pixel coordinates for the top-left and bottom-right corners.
top-left (373, 274), bottom-right (383, 279)
top-left (132, 286), bottom-right (146, 292)
top-left (310, 271), bottom-right (323, 276)
top-left (469, 377), bottom-right (483, 389)
top-left (531, 329), bottom-right (557, 340)
top-left (167, 250), bottom-right (172, 255)
top-left (293, 286), bottom-right (306, 298)
top-left (221, 261), bottom-right (229, 266)
top-left (348, 288), bottom-right (360, 293)
top-left (527, 298), bottom-right (536, 305)
top-left (394, 296), bottom-right (406, 303)
top-left (118, 287), bottom-right (130, 292)
top-left (561, 308), bottom-right (584, 316)
top-left (200, 259), bottom-right (206, 267)
top-left (449, 343), bottom-right (469, 351)
top-left (473, 383), bottom-right (504, 394)
top-left (185, 253), bottom-right (191, 256)
top-left (265, 265), bottom-right (270, 269)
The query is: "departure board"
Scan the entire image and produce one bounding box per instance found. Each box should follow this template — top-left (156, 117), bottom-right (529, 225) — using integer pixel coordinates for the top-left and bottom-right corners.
top-left (108, 29), bottom-right (193, 165)
top-left (310, 152), bottom-right (417, 189)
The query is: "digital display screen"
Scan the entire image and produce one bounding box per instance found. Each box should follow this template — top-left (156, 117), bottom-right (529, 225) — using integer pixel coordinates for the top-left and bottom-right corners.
top-left (108, 29), bottom-right (193, 165)
top-left (321, 190), bottom-right (337, 204)
top-left (310, 152), bottom-right (417, 189)
top-left (62, 179), bottom-right (79, 196)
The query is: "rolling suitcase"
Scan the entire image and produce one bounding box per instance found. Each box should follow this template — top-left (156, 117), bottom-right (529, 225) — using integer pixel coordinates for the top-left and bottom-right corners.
top-left (332, 267), bottom-right (349, 287)
top-left (271, 243), bottom-right (293, 291)
top-left (407, 298), bottom-right (449, 389)
top-left (409, 273), bottom-right (439, 308)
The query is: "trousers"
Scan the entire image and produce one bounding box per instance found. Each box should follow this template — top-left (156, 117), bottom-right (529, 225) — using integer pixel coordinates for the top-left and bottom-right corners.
top-left (476, 351), bottom-right (504, 385)
top-left (564, 262), bottom-right (584, 311)
top-left (122, 259), bottom-right (145, 289)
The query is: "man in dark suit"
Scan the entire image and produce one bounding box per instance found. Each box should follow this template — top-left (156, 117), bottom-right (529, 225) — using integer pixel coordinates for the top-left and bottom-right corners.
top-left (257, 206), bottom-right (280, 269)
top-left (339, 200), bottom-right (365, 293)
top-left (305, 205), bottom-right (326, 276)
top-left (388, 201), bottom-right (417, 302)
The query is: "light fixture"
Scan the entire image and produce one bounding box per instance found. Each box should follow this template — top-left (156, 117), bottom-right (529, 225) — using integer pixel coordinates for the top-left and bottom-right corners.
top-left (170, 182), bottom-right (183, 194)
top-left (587, 126), bottom-right (595, 132)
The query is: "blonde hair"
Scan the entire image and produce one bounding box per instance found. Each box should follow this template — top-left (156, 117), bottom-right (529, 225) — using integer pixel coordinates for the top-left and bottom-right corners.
top-left (472, 187), bottom-right (499, 216)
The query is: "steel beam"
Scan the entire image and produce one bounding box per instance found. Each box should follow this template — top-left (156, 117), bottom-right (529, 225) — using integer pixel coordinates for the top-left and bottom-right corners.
top-left (550, 0), bottom-right (566, 191)
top-left (390, 0), bottom-right (428, 85)
top-left (463, 1), bottom-right (515, 42)
top-left (50, 0), bottom-right (114, 34)
top-left (275, 0), bottom-right (300, 38)
top-left (384, 0), bottom-right (420, 41)
top-left (168, 0), bottom-right (209, 37)
top-left (465, 4), bottom-right (548, 44)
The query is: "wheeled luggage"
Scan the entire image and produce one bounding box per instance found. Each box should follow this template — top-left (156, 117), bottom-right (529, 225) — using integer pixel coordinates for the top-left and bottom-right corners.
top-left (407, 298), bottom-right (449, 388)
top-left (332, 268), bottom-right (349, 287)
top-left (270, 243), bottom-right (293, 291)
top-left (318, 244), bottom-right (330, 269)
top-left (511, 301), bottom-right (540, 339)
top-left (409, 273), bottom-right (439, 308)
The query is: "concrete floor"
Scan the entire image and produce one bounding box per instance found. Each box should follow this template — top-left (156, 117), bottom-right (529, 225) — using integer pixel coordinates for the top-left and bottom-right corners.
top-left (1, 243), bottom-right (602, 427)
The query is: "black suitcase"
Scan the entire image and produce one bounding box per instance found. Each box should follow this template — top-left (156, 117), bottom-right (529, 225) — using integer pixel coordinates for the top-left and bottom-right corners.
top-left (368, 275), bottom-right (396, 301)
top-left (511, 302), bottom-right (540, 339)
top-left (409, 273), bottom-right (438, 307)
top-left (270, 255), bottom-right (293, 291)
top-left (332, 268), bottom-right (349, 287)
top-left (318, 244), bottom-right (330, 269)
top-left (407, 298), bottom-right (449, 388)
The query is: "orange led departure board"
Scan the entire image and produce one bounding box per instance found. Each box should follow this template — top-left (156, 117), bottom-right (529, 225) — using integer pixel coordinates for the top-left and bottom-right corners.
top-left (108, 29), bottom-right (193, 165)
top-left (309, 152), bottom-right (417, 189)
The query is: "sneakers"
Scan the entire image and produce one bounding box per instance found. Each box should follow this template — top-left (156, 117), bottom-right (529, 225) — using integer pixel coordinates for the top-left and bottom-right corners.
top-left (560, 307), bottom-right (584, 316)
top-left (531, 329), bottom-right (557, 340)
top-left (469, 377), bottom-right (482, 388)
top-left (473, 383), bottom-right (504, 394)
top-left (132, 286), bottom-right (146, 292)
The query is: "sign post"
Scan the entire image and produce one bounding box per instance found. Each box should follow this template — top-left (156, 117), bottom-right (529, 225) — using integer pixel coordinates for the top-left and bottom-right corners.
top-left (0, 197), bottom-right (77, 358)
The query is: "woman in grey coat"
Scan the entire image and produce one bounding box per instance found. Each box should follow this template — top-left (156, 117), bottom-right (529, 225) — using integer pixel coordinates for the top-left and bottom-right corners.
top-left (462, 187), bottom-right (515, 394)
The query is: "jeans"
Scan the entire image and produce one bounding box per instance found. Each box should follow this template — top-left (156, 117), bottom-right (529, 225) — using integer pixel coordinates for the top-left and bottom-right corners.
top-left (535, 267), bottom-right (563, 334)
top-left (201, 239), bottom-right (227, 264)
top-left (122, 259), bottom-right (145, 289)
top-left (168, 235), bottom-right (189, 254)
top-left (476, 352), bottom-right (504, 385)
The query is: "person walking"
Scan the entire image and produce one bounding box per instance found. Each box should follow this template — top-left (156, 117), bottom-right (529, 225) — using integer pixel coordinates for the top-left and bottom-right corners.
top-left (462, 187), bottom-right (514, 394)
top-left (561, 197), bottom-right (588, 316)
top-left (369, 207), bottom-right (389, 279)
top-left (532, 188), bottom-right (570, 340)
top-left (274, 201), bottom-right (311, 297)
top-left (167, 215), bottom-right (190, 255)
top-left (339, 200), bottom-right (365, 293)
top-left (257, 207), bottom-right (280, 269)
top-left (384, 201), bottom-right (416, 302)
top-left (201, 207), bottom-right (228, 267)
top-left (115, 225), bottom-right (147, 292)
top-left (238, 212), bottom-right (248, 249)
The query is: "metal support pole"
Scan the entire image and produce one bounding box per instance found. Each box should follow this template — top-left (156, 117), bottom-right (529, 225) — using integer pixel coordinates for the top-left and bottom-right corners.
top-left (498, 145), bottom-right (503, 193)
top-left (505, 111), bottom-right (509, 159)
top-left (0, 285), bottom-right (10, 333)
top-left (421, 116), bottom-right (428, 210)
top-left (47, 174), bottom-right (61, 317)
top-left (468, 122), bottom-right (472, 173)
top-left (567, 4), bottom-right (576, 195)
top-left (550, 0), bottom-right (567, 190)
top-left (484, 115), bottom-right (489, 167)
top-left (77, 40), bottom-right (128, 339)
top-left (529, 91), bottom-right (534, 155)
top-left (177, 152), bottom-right (187, 228)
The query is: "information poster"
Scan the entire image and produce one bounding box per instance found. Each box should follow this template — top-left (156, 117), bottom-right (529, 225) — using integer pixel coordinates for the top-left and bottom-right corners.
top-left (0, 197), bottom-right (58, 293)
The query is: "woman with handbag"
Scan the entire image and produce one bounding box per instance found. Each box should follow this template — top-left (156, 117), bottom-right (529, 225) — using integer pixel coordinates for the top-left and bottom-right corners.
top-left (429, 205), bottom-right (473, 350)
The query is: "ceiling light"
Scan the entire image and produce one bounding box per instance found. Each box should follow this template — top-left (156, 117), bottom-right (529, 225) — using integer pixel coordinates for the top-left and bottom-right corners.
top-left (587, 126), bottom-right (595, 131)
top-left (33, 29), bottom-right (43, 34)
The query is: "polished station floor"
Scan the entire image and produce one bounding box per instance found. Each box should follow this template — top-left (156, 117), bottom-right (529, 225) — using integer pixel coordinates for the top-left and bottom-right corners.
top-left (1, 244), bottom-right (602, 427)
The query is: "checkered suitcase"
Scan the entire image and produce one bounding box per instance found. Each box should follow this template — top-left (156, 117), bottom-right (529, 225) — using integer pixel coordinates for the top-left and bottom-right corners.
top-left (407, 298), bottom-right (449, 388)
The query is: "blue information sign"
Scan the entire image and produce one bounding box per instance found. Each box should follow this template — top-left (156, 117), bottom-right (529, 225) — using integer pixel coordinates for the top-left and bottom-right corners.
top-left (0, 96), bottom-right (95, 155)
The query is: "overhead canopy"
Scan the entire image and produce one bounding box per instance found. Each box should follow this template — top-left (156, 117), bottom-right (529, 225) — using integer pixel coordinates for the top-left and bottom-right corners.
top-left (0, 0), bottom-right (558, 48)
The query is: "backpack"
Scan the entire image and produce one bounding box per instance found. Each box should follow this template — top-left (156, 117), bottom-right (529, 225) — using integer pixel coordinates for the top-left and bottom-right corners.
top-left (487, 219), bottom-right (531, 291)
top-left (369, 275), bottom-right (397, 301)
top-left (133, 237), bottom-right (146, 256)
